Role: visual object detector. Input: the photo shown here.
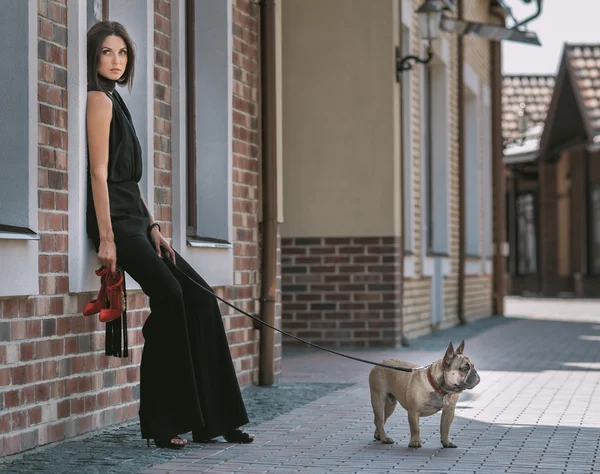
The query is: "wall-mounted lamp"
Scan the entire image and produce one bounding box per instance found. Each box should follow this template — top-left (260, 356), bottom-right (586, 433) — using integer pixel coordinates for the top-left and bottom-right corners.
top-left (516, 102), bottom-right (530, 135)
top-left (502, 103), bottom-right (531, 148)
top-left (396, 0), bottom-right (443, 82)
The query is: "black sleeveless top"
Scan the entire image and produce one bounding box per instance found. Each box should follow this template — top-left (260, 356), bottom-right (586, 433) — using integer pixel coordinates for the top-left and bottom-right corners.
top-left (86, 78), bottom-right (151, 249)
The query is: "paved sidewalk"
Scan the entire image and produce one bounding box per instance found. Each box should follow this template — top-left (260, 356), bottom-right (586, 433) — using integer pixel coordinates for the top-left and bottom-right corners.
top-left (141, 298), bottom-right (600, 473)
top-left (0, 383), bottom-right (350, 474)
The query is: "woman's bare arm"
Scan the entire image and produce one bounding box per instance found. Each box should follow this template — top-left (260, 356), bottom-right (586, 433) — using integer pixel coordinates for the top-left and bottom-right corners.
top-left (87, 91), bottom-right (117, 270)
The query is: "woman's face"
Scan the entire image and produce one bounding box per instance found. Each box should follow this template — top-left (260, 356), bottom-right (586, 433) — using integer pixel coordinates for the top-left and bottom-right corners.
top-left (97, 34), bottom-right (128, 81)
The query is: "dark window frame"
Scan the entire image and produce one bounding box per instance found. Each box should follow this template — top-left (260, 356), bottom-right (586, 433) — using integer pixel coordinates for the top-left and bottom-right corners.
top-left (88, 0), bottom-right (109, 25)
top-left (425, 62), bottom-right (433, 253)
top-left (102, 0), bottom-right (109, 20)
top-left (185, 0), bottom-right (197, 236)
top-left (515, 191), bottom-right (538, 275)
top-left (505, 190), bottom-right (511, 274)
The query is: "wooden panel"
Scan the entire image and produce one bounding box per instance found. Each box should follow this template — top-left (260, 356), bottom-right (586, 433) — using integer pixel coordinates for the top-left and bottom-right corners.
top-left (556, 153), bottom-right (571, 277)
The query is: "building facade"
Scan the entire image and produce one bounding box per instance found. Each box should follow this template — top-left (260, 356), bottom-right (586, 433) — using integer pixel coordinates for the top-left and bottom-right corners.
top-left (0, 0), bottom-right (513, 457)
top-left (280, 0), bottom-right (505, 346)
top-left (0, 0), bottom-right (281, 457)
top-left (537, 44), bottom-right (600, 297)
top-left (503, 44), bottom-right (600, 298)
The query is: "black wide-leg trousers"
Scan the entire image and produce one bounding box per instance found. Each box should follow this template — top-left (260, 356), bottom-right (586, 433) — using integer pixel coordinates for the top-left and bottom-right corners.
top-left (114, 234), bottom-right (249, 441)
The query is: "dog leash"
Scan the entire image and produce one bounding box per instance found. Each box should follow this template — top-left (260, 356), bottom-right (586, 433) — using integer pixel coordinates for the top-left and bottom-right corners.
top-left (167, 258), bottom-right (414, 373)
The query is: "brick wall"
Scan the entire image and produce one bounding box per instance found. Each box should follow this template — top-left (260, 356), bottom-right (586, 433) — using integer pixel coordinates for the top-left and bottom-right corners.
top-left (446, 12), bottom-right (461, 329)
top-left (464, 0), bottom-right (491, 83)
top-left (464, 276), bottom-right (493, 319)
top-left (229, 0), bottom-right (265, 384)
top-left (153, 0), bottom-right (173, 237)
top-left (281, 237), bottom-right (401, 348)
top-left (402, 279), bottom-right (432, 338)
top-left (0, 0), bottom-right (271, 457)
top-left (462, 0), bottom-right (494, 321)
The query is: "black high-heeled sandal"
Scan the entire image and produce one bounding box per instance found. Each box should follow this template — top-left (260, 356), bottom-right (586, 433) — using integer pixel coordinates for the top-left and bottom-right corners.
top-left (223, 429), bottom-right (254, 443)
top-left (147, 436), bottom-right (188, 449)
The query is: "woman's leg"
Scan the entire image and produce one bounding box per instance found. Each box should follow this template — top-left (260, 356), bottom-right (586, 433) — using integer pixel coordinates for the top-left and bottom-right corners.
top-left (163, 250), bottom-right (252, 441)
top-left (114, 235), bottom-right (203, 445)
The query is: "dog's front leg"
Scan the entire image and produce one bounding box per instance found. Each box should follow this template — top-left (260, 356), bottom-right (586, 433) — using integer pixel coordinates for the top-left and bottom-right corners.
top-left (440, 402), bottom-right (457, 448)
top-left (407, 411), bottom-right (422, 448)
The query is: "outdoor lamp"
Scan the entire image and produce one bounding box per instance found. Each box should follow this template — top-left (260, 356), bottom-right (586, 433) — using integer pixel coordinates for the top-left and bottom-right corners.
top-left (396, 0), bottom-right (443, 82)
top-left (517, 102), bottom-right (529, 135)
top-left (417, 0), bottom-right (443, 42)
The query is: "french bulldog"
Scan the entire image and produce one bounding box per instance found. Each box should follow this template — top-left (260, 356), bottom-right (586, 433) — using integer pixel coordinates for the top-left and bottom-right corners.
top-left (368, 340), bottom-right (480, 448)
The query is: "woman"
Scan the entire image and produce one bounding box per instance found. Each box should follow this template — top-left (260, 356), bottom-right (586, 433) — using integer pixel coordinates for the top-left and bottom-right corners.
top-left (86, 21), bottom-right (254, 449)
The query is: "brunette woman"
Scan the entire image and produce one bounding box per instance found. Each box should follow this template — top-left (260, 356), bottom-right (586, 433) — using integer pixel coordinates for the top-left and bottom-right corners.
top-left (86, 21), bottom-right (253, 449)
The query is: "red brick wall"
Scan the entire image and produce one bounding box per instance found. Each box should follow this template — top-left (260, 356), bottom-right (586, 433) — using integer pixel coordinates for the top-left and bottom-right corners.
top-left (153, 0), bottom-right (173, 237)
top-left (0, 0), bottom-right (273, 457)
top-left (227, 0), bottom-right (265, 384)
top-left (281, 237), bottom-right (401, 348)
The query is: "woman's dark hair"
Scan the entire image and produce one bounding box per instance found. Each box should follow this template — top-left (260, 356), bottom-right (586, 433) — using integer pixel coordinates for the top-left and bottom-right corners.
top-left (87, 21), bottom-right (135, 91)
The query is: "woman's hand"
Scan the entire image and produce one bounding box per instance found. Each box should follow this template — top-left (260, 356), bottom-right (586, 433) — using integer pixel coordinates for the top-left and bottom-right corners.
top-left (150, 226), bottom-right (176, 264)
top-left (98, 238), bottom-right (117, 273)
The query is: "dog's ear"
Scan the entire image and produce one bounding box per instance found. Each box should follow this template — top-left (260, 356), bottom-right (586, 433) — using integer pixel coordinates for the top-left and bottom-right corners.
top-left (456, 340), bottom-right (465, 355)
top-left (444, 342), bottom-right (456, 366)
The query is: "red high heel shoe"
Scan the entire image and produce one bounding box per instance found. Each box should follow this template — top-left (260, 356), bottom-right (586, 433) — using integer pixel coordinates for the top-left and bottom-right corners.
top-left (82, 266), bottom-right (124, 323)
top-left (83, 267), bottom-right (110, 316)
top-left (99, 269), bottom-right (125, 323)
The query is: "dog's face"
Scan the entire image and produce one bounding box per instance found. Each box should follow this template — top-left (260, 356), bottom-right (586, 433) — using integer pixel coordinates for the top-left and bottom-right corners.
top-left (441, 340), bottom-right (480, 393)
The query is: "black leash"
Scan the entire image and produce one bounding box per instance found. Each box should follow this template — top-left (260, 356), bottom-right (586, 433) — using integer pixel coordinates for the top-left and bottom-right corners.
top-left (168, 258), bottom-right (414, 373)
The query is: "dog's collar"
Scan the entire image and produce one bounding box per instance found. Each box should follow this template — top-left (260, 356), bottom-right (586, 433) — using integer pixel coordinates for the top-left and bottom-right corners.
top-left (426, 365), bottom-right (450, 396)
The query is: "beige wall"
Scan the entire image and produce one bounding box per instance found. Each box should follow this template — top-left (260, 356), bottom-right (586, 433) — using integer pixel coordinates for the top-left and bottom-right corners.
top-left (463, 0), bottom-right (491, 84)
top-left (281, 0), bottom-right (399, 238)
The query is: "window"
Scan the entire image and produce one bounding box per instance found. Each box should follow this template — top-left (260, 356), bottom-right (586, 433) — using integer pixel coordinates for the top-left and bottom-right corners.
top-left (183, 0), bottom-right (232, 246)
top-left (401, 3), bottom-right (413, 253)
top-left (171, 0), bottom-right (234, 286)
top-left (516, 193), bottom-right (537, 274)
top-left (87, 0), bottom-right (108, 27)
top-left (423, 58), bottom-right (449, 255)
top-left (589, 184), bottom-right (600, 275)
top-left (185, 0), bottom-right (197, 236)
top-left (0, 1), bottom-right (37, 236)
top-left (482, 89), bottom-right (493, 261)
top-left (0, 1), bottom-right (38, 297)
top-left (464, 89), bottom-right (480, 257)
top-left (505, 190), bottom-right (511, 274)
top-left (463, 64), bottom-right (481, 259)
